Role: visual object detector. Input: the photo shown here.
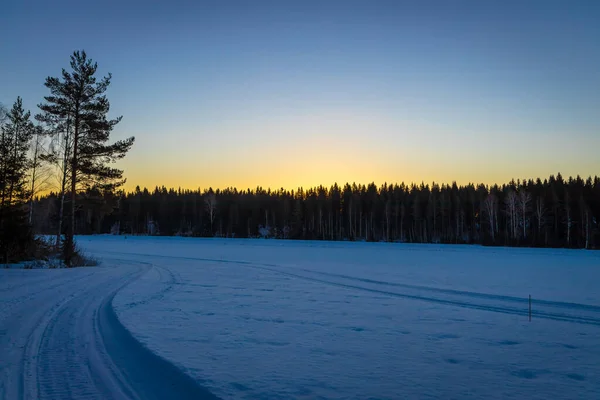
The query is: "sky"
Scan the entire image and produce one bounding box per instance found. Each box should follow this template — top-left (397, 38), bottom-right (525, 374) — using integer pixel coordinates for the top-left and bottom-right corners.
top-left (1, 0), bottom-right (599, 192)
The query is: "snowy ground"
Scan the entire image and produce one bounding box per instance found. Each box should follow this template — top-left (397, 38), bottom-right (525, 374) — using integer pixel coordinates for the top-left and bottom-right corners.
top-left (1, 237), bottom-right (599, 399)
top-left (0, 255), bottom-right (216, 399)
top-left (72, 236), bottom-right (600, 400)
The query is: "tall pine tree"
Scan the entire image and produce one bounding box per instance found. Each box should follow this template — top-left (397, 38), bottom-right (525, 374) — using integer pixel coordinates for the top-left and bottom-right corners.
top-left (37, 50), bottom-right (134, 265)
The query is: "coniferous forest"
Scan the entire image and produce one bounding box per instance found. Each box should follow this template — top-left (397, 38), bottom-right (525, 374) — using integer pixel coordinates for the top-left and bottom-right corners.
top-left (1, 50), bottom-right (134, 265)
top-left (32, 174), bottom-right (600, 249)
top-left (2, 50), bottom-right (599, 266)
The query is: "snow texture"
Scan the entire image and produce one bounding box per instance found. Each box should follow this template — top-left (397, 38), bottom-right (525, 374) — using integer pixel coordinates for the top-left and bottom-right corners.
top-left (0, 257), bottom-right (217, 399)
top-left (76, 236), bottom-right (600, 400)
top-left (2, 257), bottom-right (66, 269)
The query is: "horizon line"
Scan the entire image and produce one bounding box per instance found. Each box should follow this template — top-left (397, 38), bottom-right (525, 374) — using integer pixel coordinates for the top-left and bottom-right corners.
top-left (40, 172), bottom-right (596, 195)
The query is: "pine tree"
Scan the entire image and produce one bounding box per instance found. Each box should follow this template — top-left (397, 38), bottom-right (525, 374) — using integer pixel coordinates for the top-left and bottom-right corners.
top-left (37, 50), bottom-right (134, 265)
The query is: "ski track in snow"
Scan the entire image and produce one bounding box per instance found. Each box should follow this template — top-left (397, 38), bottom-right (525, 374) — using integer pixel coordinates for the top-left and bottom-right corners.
top-left (81, 236), bottom-right (600, 400)
top-left (101, 249), bottom-right (600, 326)
top-left (0, 260), bottom-right (219, 400)
top-left (3, 236), bottom-right (600, 399)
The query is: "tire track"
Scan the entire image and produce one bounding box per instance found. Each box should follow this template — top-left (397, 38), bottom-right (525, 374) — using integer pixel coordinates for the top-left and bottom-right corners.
top-left (33, 267), bottom-right (142, 400)
top-left (298, 269), bottom-right (600, 312)
top-left (245, 264), bottom-right (600, 326)
top-left (17, 276), bottom-right (99, 399)
top-left (1, 260), bottom-right (221, 400)
top-left (1, 271), bottom-right (95, 318)
top-left (95, 256), bottom-right (182, 310)
top-left (122, 263), bottom-right (181, 310)
top-left (96, 250), bottom-right (600, 326)
top-left (98, 275), bottom-right (219, 400)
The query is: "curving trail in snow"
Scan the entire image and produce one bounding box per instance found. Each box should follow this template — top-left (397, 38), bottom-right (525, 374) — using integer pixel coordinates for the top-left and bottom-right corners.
top-left (0, 261), bottom-right (219, 400)
top-left (82, 236), bottom-right (600, 400)
top-left (4, 237), bottom-right (599, 399)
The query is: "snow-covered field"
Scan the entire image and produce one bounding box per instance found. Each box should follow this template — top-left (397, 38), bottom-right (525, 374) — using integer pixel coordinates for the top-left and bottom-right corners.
top-left (79, 236), bottom-right (600, 400)
top-left (1, 236), bottom-right (599, 399)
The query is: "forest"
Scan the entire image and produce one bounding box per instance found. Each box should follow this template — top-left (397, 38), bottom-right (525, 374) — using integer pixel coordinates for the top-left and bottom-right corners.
top-left (0, 50), bottom-right (133, 264)
top-left (2, 50), bottom-right (598, 266)
top-left (32, 173), bottom-right (600, 249)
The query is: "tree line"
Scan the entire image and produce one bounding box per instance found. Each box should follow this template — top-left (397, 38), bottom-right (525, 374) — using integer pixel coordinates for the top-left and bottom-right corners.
top-left (33, 173), bottom-right (600, 249)
top-left (0, 50), bottom-right (134, 265)
top-left (4, 51), bottom-right (597, 256)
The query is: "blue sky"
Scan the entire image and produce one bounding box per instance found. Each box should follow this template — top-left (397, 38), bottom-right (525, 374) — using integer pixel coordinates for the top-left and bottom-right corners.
top-left (2, 0), bottom-right (599, 190)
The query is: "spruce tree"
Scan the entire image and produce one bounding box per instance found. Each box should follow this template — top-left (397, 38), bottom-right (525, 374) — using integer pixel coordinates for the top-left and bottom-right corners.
top-left (0, 98), bottom-right (35, 263)
top-left (37, 50), bottom-right (134, 265)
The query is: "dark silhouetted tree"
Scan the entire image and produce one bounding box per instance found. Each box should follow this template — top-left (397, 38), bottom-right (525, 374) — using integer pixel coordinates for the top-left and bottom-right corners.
top-left (0, 98), bottom-right (36, 262)
top-left (37, 50), bottom-right (134, 265)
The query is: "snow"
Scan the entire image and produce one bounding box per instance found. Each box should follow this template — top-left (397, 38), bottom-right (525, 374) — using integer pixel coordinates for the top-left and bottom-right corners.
top-left (1, 258), bottom-right (66, 269)
top-left (1, 235), bottom-right (598, 399)
top-left (0, 258), bottom-right (216, 399)
top-left (77, 236), bottom-right (600, 400)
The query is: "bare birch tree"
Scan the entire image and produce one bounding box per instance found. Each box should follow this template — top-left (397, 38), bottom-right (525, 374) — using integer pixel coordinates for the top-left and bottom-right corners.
top-left (483, 193), bottom-right (498, 242)
top-left (518, 190), bottom-right (532, 239)
top-left (504, 190), bottom-right (518, 241)
top-left (580, 196), bottom-right (591, 249)
top-left (534, 196), bottom-right (547, 245)
top-left (205, 191), bottom-right (217, 234)
top-left (38, 117), bottom-right (73, 248)
top-left (28, 125), bottom-right (53, 224)
top-left (564, 191), bottom-right (572, 246)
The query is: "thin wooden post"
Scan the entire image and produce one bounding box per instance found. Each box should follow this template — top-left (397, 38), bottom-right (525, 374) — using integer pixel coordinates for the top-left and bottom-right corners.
top-left (529, 295), bottom-right (532, 322)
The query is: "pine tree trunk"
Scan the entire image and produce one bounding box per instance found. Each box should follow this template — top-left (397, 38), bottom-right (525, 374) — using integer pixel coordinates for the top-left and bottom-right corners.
top-left (56, 191), bottom-right (65, 248)
top-left (56, 128), bottom-right (70, 249)
top-left (67, 114), bottom-right (79, 265)
top-left (0, 129), bottom-right (7, 225)
top-left (7, 124), bottom-right (19, 207)
top-left (29, 137), bottom-right (39, 225)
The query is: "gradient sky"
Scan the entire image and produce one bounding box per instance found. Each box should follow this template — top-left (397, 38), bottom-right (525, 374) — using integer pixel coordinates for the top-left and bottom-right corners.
top-left (2, 0), bottom-right (599, 191)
